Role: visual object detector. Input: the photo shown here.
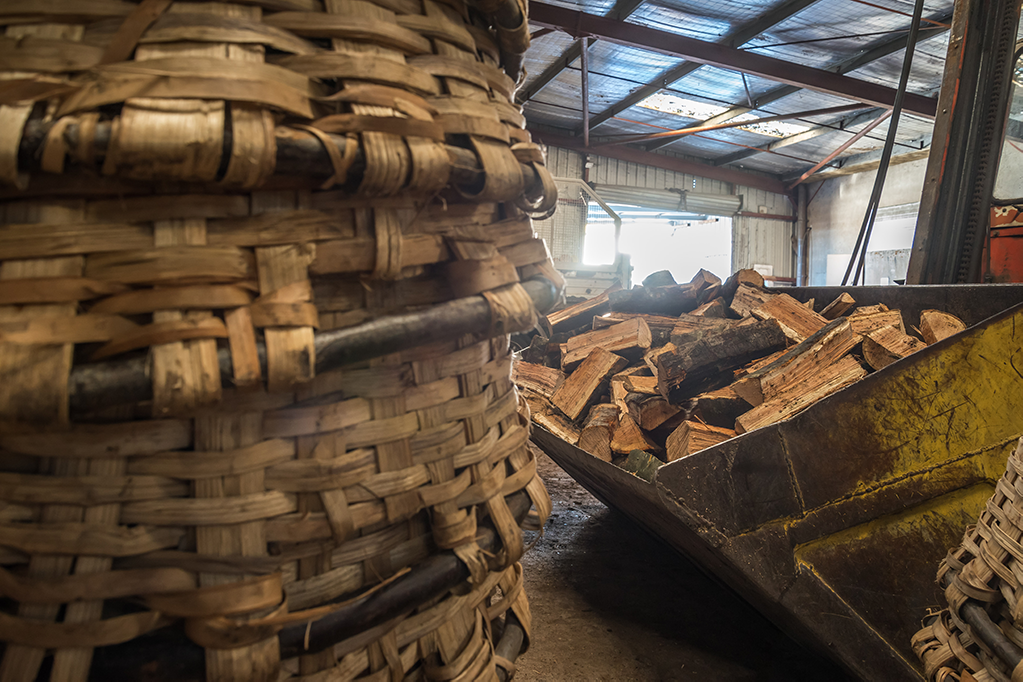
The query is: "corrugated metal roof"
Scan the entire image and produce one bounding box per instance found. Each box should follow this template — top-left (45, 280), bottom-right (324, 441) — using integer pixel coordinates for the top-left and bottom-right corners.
top-left (521, 0), bottom-right (955, 179)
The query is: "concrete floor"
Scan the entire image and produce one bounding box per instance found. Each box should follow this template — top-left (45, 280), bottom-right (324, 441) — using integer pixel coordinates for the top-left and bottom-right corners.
top-left (515, 446), bottom-right (852, 682)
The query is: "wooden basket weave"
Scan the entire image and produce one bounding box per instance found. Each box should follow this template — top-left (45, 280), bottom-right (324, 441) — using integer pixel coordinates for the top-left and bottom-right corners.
top-left (0, 1), bottom-right (558, 680)
top-left (912, 437), bottom-right (1023, 682)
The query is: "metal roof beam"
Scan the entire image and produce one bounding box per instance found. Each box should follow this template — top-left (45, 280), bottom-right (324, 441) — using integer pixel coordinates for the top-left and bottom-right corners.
top-left (529, 2), bottom-right (938, 118)
top-left (644, 18), bottom-right (950, 151)
top-left (712, 108), bottom-right (883, 166)
top-left (529, 128), bottom-right (788, 195)
top-left (516, 0), bottom-right (644, 104)
top-left (582, 0), bottom-right (823, 133)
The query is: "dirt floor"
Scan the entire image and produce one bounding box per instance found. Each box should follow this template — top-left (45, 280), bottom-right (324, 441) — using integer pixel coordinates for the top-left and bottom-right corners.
top-left (514, 445), bottom-right (852, 682)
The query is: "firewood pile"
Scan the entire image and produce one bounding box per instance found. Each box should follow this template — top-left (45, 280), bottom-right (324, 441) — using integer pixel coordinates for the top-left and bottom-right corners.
top-left (513, 268), bottom-right (968, 473)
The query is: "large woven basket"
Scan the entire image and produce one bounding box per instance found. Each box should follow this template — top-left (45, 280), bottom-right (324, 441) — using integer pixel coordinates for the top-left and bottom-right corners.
top-left (0, 1), bottom-right (558, 680)
top-left (913, 437), bottom-right (1023, 682)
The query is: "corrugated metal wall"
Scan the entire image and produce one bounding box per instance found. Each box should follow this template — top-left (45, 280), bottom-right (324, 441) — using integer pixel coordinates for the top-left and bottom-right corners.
top-left (534, 145), bottom-right (795, 278)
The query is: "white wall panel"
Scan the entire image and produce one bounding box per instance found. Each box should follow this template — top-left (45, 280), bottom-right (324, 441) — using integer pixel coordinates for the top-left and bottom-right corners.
top-left (535, 145), bottom-right (794, 278)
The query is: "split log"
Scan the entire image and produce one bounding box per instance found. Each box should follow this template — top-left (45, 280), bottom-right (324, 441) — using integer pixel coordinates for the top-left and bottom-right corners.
top-left (847, 305), bottom-right (905, 334)
top-left (685, 387), bottom-right (751, 429)
top-left (562, 317), bottom-right (651, 371)
top-left (862, 326), bottom-right (926, 371)
top-left (610, 414), bottom-right (658, 455)
top-left (551, 348), bottom-right (628, 421)
top-left (625, 392), bottom-right (681, 431)
top-left (729, 282), bottom-right (774, 317)
top-left (666, 420), bottom-right (735, 461)
top-left (697, 282), bottom-right (723, 305)
top-left (690, 268), bottom-right (722, 292)
top-left (820, 292), bottom-right (856, 320)
top-left (653, 319), bottom-right (788, 403)
top-left (592, 312), bottom-right (676, 346)
top-left (731, 318), bottom-right (860, 406)
top-left (642, 270), bottom-right (677, 288)
top-left (735, 355), bottom-right (866, 434)
top-left (609, 284), bottom-right (698, 316)
top-left (578, 404), bottom-right (620, 462)
top-left (919, 310), bottom-right (966, 344)
top-left (610, 375), bottom-right (630, 417)
top-left (643, 343), bottom-right (676, 377)
top-left (512, 361), bottom-right (564, 399)
top-left (547, 281), bottom-right (621, 333)
top-left (519, 335), bottom-right (548, 365)
top-left (751, 293), bottom-right (827, 343)
top-left (670, 313), bottom-right (733, 344)
top-left (623, 375), bottom-right (659, 395)
top-left (734, 348), bottom-right (787, 379)
top-left (618, 449), bottom-right (662, 482)
top-left (721, 268), bottom-right (765, 303)
top-left (690, 298), bottom-right (727, 317)
top-left (533, 410), bottom-right (582, 445)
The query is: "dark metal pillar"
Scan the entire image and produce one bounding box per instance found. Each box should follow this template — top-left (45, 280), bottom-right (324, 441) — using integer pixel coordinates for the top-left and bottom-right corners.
top-left (906, 0), bottom-right (1023, 283)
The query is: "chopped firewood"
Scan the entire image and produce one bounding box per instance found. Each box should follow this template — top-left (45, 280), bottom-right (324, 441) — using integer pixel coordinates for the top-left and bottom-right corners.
top-left (611, 413), bottom-right (658, 455)
top-left (643, 343), bottom-right (676, 376)
top-left (619, 449), bottom-right (662, 482)
top-left (847, 306), bottom-right (905, 334)
top-left (731, 318), bottom-right (860, 406)
top-left (751, 293), bottom-right (828, 343)
top-left (690, 268), bottom-right (722, 292)
top-left (623, 375), bottom-right (659, 395)
top-left (579, 403), bottom-right (620, 462)
top-left (722, 268), bottom-right (765, 303)
top-left (562, 317), bottom-right (651, 371)
top-left (654, 318), bottom-right (788, 403)
top-left (551, 348), bottom-right (628, 421)
top-left (735, 348), bottom-right (787, 378)
top-left (820, 292), bottom-right (856, 320)
top-left (666, 420), bottom-right (735, 461)
top-left (592, 312), bottom-right (677, 346)
top-left (735, 355), bottom-right (866, 434)
top-left (547, 281), bottom-right (621, 333)
top-left (686, 386), bottom-right (751, 429)
top-left (862, 326), bottom-right (926, 371)
top-left (512, 360), bottom-right (565, 400)
top-left (610, 375), bottom-right (630, 417)
top-left (919, 309), bottom-right (966, 344)
top-left (519, 335), bottom-right (548, 365)
top-left (642, 270), bottom-right (677, 288)
top-left (609, 284), bottom-right (699, 316)
top-left (697, 282), bottom-right (722, 305)
top-left (691, 298), bottom-right (727, 317)
top-left (670, 313), bottom-right (733, 344)
top-left (729, 282), bottom-right (774, 317)
top-left (534, 409), bottom-right (582, 445)
top-left (803, 298), bottom-right (814, 309)
top-left (626, 391), bottom-right (682, 431)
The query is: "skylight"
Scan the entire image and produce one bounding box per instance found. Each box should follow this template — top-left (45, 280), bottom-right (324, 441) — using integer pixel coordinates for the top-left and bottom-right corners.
top-left (638, 92), bottom-right (810, 138)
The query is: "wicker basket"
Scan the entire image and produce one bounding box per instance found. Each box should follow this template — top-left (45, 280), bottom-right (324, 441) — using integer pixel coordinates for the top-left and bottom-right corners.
top-left (0, 1), bottom-right (558, 680)
top-left (912, 437), bottom-right (1023, 682)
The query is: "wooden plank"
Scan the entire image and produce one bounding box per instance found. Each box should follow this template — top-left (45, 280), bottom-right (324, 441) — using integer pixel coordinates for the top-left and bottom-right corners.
top-left (731, 318), bottom-right (861, 407)
top-left (666, 420), bottom-right (735, 461)
top-left (919, 309), bottom-right (966, 344)
top-left (551, 348), bottom-right (627, 421)
top-left (578, 403), bottom-right (619, 462)
top-left (862, 325), bottom-right (926, 370)
top-left (562, 317), bottom-right (651, 371)
top-left (654, 319), bottom-right (788, 403)
top-left (735, 355), bottom-right (866, 434)
top-left (751, 293), bottom-right (828, 343)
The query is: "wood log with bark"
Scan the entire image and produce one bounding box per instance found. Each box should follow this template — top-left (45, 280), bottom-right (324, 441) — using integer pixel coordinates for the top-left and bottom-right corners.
top-left (919, 310), bottom-right (966, 344)
top-left (551, 348), bottom-right (628, 421)
top-left (592, 312), bottom-right (677, 345)
top-left (862, 326), bottom-right (926, 370)
top-left (609, 284), bottom-right (699, 316)
top-left (751, 293), bottom-right (828, 343)
top-left (666, 420), bottom-right (736, 461)
top-left (820, 292), bottom-right (856, 319)
top-left (547, 281), bottom-right (621, 332)
top-left (562, 317), bottom-right (652, 371)
top-left (579, 403), bottom-right (620, 462)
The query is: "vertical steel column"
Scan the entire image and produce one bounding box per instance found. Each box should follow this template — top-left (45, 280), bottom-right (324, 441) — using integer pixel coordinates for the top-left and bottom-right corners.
top-left (907, 0), bottom-right (1023, 283)
top-left (580, 38), bottom-right (590, 148)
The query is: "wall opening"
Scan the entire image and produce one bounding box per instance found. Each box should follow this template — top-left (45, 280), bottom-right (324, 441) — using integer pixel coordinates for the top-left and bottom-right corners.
top-left (583, 202), bottom-right (732, 284)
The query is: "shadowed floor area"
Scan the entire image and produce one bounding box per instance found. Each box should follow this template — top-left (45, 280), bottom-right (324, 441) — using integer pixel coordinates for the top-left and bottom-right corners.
top-left (516, 446), bottom-right (852, 681)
